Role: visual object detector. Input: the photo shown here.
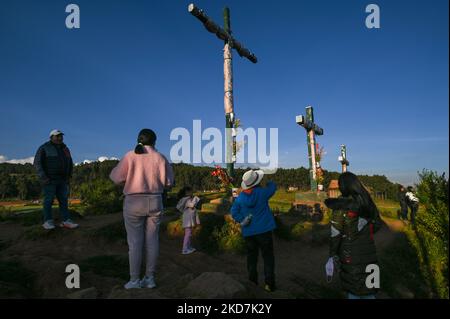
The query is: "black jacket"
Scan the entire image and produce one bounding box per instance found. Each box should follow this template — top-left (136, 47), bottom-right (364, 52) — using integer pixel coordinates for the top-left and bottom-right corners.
top-left (325, 196), bottom-right (381, 296)
top-left (34, 141), bottom-right (73, 182)
top-left (398, 191), bottom-right (407, 206)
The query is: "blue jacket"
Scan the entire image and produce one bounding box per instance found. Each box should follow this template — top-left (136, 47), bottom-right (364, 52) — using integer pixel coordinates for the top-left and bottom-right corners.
top-left (231, 181), bottom-right (277, 237)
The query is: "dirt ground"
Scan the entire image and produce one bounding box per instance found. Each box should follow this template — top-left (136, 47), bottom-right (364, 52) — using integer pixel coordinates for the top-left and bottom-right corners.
top-left (0, 210), bottom-right (411, 299)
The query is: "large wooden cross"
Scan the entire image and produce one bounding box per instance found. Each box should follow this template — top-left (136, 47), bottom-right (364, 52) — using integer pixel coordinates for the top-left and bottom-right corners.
top-left (188, 3), bottom-right (257, 181)
top-left (296, 106), bottom-right (324, 191)
top-left (338, 144), bottom-right (349, 173)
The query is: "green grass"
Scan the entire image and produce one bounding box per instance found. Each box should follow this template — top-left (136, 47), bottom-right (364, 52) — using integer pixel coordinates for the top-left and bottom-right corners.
top-left (0, 260), bottom-right (37, 298)
top-left (269, 200), bottom-right (292, 213)
top-left (379, 232), bottom-right (430, 298)
top-left (270, 189), bottom-right (296, 202)
top-left (291, 222), bottom-right (313, 239)
top-left (80, 255), bottom-right (129, 281)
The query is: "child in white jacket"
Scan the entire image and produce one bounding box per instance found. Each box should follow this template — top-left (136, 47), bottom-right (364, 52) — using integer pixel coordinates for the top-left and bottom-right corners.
top-left (176, 186), bottom-right (201, 254)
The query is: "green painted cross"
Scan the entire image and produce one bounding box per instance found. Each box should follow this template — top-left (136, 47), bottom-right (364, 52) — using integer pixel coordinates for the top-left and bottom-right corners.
top-left (188, 3), bottom-right (257, 180)
top-left (338, 144), bottom-right (349, 173)
top-left (296, 106), bottom-right (324, 191)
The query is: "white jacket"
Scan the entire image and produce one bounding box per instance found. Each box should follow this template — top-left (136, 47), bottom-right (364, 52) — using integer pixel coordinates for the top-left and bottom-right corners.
top-left (176, 196), bottom-right (201, 228)
top-left (406, 191), bottom-right (419, 203)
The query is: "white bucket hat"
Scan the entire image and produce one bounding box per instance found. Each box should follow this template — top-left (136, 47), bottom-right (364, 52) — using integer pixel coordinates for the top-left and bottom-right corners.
top-left (241, 169), bottom-right (264, 190)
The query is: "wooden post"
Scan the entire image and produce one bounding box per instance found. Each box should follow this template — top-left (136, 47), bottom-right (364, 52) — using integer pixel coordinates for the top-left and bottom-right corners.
top-left (223, 7), bottom-right (234, 179)
top-left (296, 106), bottom-right (324, 192)
top-left (188, 3), bottom-right (257, 182)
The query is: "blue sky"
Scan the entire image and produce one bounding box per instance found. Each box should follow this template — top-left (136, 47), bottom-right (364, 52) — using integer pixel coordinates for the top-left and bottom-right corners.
top-left (0, 0), bottom-right (448, 185)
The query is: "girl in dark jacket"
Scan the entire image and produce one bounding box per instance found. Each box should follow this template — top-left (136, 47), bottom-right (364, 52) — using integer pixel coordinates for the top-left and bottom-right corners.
top-left (324, 172), bottom-right (382, 299)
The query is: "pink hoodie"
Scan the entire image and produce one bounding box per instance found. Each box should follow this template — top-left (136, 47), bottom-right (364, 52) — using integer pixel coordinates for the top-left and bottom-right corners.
top-left (110, 146), bottom-right (174, 195)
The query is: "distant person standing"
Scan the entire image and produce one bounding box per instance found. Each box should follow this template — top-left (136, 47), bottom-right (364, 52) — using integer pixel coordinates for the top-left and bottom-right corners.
top-left (405, 186), bottom-right (419, 225)
top-left (397, 185), bottom-right (408, 220)
top-left (110, 129), bottom-right (174, 289)
top-left (176, 186), bottom-right (201, 255)
top-left (33, 130), bottom-right (79, 230)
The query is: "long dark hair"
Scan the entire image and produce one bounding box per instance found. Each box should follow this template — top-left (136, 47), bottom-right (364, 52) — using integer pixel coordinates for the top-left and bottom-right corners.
top-left (338, 172), bottom-right (379, 219)
top-left (135, 129), bottom-right (157, 154)
top-left (177, 186), bottom-right (193, 201)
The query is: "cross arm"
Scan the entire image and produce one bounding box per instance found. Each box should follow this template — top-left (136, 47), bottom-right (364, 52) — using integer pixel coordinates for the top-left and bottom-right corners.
top-left (295, 115), bottom-right (324, 135)
top-left (188, 3), bottom-right (258, 63)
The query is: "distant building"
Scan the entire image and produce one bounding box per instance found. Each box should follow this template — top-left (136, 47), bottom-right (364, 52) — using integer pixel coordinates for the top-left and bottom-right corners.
top-left (328, 180), bottom-right (340, 198)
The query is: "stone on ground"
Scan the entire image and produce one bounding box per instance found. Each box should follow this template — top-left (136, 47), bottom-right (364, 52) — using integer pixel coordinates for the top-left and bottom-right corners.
top-left (181, 272), bottom-right (247, 299)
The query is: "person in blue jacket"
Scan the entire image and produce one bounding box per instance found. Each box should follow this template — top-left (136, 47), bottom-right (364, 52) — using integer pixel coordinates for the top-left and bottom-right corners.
top-left (231, 169), bottom-right (277, 292)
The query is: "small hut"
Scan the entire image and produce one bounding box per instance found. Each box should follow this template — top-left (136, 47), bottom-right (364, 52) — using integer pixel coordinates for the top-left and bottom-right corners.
top-left (328, 180), bottom-right (340, 198)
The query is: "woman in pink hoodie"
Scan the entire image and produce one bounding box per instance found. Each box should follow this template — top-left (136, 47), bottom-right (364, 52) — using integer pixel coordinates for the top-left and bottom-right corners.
top-left (110, 129), bottom-right (174, 289)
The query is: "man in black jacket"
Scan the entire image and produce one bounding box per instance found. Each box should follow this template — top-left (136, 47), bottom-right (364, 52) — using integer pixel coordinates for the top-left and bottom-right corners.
top-left (397, 186), bottom-right (408, 220)
top-left (34, 130), bottom-right (78, 230)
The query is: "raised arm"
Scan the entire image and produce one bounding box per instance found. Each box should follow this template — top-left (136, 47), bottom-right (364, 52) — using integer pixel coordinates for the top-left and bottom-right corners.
top-left (262, 181), bottom-right (277, 199)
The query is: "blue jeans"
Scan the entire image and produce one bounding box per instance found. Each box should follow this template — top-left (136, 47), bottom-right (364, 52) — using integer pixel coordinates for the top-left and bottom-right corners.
top-left (43, 181), bottom-right (70, 222)
top-left (348, 293), bottom-right (376, 299)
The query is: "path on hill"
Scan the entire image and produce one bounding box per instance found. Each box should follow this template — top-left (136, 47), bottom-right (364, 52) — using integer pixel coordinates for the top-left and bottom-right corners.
top-left (0, 212), bottom-right (408, 298)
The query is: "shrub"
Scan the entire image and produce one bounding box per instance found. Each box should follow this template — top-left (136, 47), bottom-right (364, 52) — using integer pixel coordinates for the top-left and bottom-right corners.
top-left (291, 222), bottom-right (313, 239)
top-left (166, 218), bottom-right (184, 238)
top-left (406, 170), bottom-right (449, 298)
top-left (195, 213), bottom-right (226, 254)
top-left (79, 179), bottom-right (122, 215)
top-left (213, 218), bottom-right (246, 254)
top-left (273, 215), bottom-right (292, 241)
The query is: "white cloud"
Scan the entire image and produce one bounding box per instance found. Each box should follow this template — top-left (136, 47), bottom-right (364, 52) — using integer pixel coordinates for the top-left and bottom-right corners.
top-left (98, 156), bottom-right (119, 162)
top-left (0, 155), bottom-right (34, 164)
top-left (76, 156), bottom-right (119, 165)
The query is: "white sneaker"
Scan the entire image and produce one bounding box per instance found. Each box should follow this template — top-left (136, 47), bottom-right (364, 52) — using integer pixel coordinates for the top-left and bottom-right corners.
top-left (42, 220), bottom-right (56, 230)
top-left (124, 279), bottom-right (141, 289)
top-left (60, 219), bottom-right (79, 229)
top-left (182, 248), bottom-right (196, 255)
top-left (140, 276), bottom-right (156, 289)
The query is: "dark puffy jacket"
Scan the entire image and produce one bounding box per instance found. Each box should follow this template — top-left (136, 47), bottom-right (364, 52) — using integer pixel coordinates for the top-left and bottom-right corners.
top-left (33, 141), bottom-right (73, 182)
top-left (325, 196), bottom-right (382, 296)
top-left (398, 191), bottom-right (407, 208)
